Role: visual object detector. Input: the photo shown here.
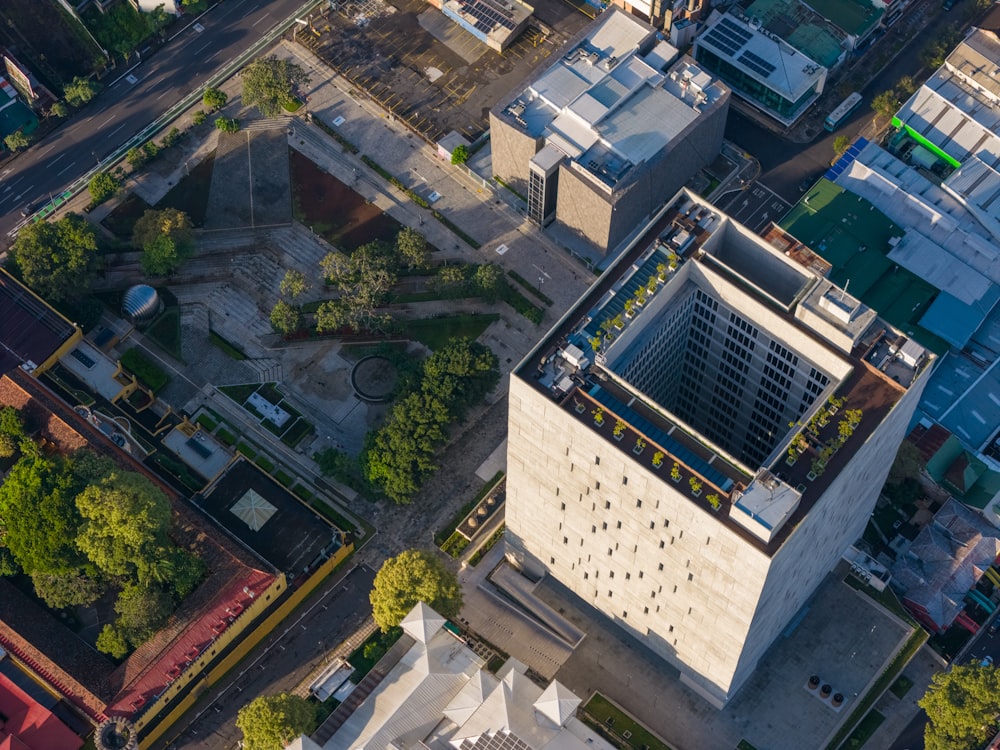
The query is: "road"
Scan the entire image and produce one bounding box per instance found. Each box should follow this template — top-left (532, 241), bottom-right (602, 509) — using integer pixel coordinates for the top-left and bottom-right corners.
top-left (0, 0), bottom-right (316, 241)
top-left (156, 564), bottom-right (377, 750)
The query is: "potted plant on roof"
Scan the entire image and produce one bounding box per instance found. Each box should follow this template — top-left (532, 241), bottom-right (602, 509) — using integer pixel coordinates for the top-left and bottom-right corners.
top-left (633, 437), bottom-right (646, 456)
top-left (593, 407), bottom-right (604, 426)
top-left (612, 314), bottom-right (625, 331)
top-left (689, 477), bottom-right (703, 497)
top-left (707, 493), bottom-right (721, 511)
top-left (656, 263), bottom-right (668, 283)
top-left (647, 276), bottom-right (658, 295)
top-left (652, 450), bottom-right (664, 469)
top-left (613, 419), bottom-right (626, 441)
top-left (635, 287), bottom-right (647, 307)
top-left (589, 335), bottom-right (602, 353)
top-left (624, 299), bottom-right (636, 319)
top-left (574, 399), bottom-right (586, 414)
top-left (668, 251), bottom-right (679, 271)
top-left (671, 462), bottom-right (682, 483)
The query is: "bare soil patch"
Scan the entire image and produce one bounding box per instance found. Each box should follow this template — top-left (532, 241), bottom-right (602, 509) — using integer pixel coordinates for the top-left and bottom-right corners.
top-left (289, 148), bottom-right (402, 251)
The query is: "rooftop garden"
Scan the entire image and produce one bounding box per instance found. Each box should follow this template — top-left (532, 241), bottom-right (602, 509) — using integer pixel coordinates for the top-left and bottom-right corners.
top-left (784, 396), bottom-right (864, 480)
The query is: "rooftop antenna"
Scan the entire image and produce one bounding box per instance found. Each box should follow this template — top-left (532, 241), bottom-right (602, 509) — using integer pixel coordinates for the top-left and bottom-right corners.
top-left (841, 278), bottom-right (850, 301)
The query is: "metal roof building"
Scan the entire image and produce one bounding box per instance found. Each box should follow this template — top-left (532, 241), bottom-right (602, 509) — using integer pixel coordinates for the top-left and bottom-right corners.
top-left (490, 7), bottom-right (729, 256)
top-left (692, 9), bottom-right (827, 126)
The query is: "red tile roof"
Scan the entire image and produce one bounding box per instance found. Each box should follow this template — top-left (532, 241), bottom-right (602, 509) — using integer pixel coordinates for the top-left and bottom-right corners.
top-left (0, 371), bottom-right (278, 722)
top-left (0, 672), bottom-right (83, 750)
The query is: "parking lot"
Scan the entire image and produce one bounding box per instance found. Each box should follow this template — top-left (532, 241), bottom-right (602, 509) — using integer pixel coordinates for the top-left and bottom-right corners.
top-left (298, 0), bottom-right (591, 142)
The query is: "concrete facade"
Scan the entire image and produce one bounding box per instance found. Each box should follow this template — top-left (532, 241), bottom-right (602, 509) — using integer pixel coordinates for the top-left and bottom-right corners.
top-left (504, 189), bottom-right (934, 707)
top-left (490, 8), bottom-right (729, 256)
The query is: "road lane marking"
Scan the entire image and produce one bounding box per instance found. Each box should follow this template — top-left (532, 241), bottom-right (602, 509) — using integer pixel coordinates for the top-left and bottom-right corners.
top-left (253, 14), bottom-right (270, 26)
top-left (49, 153), bottom-right (65, 166)
top-left (57, 163), bottom-right (75, 176)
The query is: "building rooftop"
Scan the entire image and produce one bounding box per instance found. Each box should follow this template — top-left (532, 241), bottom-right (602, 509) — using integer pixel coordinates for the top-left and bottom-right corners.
top-left (893, 29), bottom-right (1000, 168)
top-left (0, 670), bottom-right (83, 750)
top-left (298, 603), bottom-right (613, 750)
top-left (696, 11), bottom-right (826, 103)
top-left (515, 189), bottom-right (928, 555)
top-left (892, 498), bottom-right (1000, 629)
top-left (0, 370), bottom-right (277, 723)
top-left (744, 0), bottom-right (845, 68)
top-left (778, 177), bottom-right (950, 352)
top-left (0, 269), bottom-right (79, 377)
top-left (196, 458), bottom-right (344, 578)
top-left (497, 8), bottom-right (726, 190)
top-left (827, 142), bottom-right (1000, 349)
top-left (803, 0), bottom-right (882, 38)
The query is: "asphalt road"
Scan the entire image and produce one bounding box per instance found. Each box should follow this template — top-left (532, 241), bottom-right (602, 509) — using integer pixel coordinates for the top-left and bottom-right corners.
top-left (157, 563), bottom-right (377, 750)
top-left (0, 0), bottom-right (314, 241)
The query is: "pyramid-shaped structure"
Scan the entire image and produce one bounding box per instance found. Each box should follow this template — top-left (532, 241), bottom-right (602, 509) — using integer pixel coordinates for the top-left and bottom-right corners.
top-left (401, 601), bottom-right (447, 644)
top-left (533, 680), bottom-right (580, 727)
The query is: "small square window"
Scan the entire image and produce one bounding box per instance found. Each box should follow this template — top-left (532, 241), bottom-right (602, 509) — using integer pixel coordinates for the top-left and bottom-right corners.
top-left (659, 540), bottom-right (665, 549)
top-left (688, 572), bottom-right (694, 581)
top-left (608, 548), bottom-right (613, 556)
top-left (616, 521), bottom-right (622, 529)
top-left (602, 522), bottom-right (608, 530)
top-left (658, 563), bottom-right (664, 571)
top-left (643, 607), bottom-right (649, 615)
top-left (584, 572), bottom-right (589, 579)
top-left (560, 502), bottom-right (566, 510)
top-left (625, 572), bottom-right (631, 580)
top-left (649, 521), bottom-right (655, 530)
top-left (622, 610), bottom-right (628, 618)
top-left (668, 625), bottom-right (674, 633)
top-left (622, 476), bottom-right (628, 486)
top-left (636, 498), bottom-right (642, 508)
top-left (563, 537), bottom-right (568, 545)
top-left (639, 571), bottom-right (644, 579)
top-left (595, 481), bottom-right (601, 490)
top-left (595, 456), bottom-right (600, 465)
top-left (609, 571), bottom-right (615, 579)
top-left (591, 525), bottom-right (597, 533)
top-left (605, 500), bottom-right (611, 509)
top-left (549, 557), bottom-right (555, 564)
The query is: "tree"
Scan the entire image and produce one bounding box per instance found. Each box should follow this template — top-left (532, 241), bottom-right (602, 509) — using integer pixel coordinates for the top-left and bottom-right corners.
top-left (920, 664), bottom-right (1000, 750)
top-left (142, 140), bottom-right (160, 161)
top-left (396, 227), bottom-right (428, 269)
top-left (0, 407), bottom-right (25, 458)
top-left (236, 693), bottom-right (317, 750)
top-left (4, 131), bottom-right (29, 152)
top-left (215, 116), bottom-right (240, 133)
top-left (473, 263), bottom-right (502, 301)
top-left (370, 550), bottom-right (462, 631)
top-left (31, 571), bottom-right (102, 609)
top-left (133, 208), bottom-right (194, 277)
top-left (0, 453), bottom-right (86, 578)
top-left (270, 300), bottom-right (302, 335)
top-left (75, 471), bottom-right (173, 581)
top-left (315, 300), bottom-right (350, 334)
top-left (436, 265), bottom-right (466, 289)
top-left (160, 126), bottom-right (181, 149)
top-left (318, 244), bottom-right (397, 332)
top-left (888, 441), bottom-right (923, 486)
top-left (64, 76), bottom-right (99, 107)
top-left (871, 90), bottom-right (900, 121)
top-left (421, 339), bottom-right (499, 416)
top-left (192, 110), bottom-right (207, 126)
top-left (127, 146), bottom-right (148, 169)
top-left (89, 171), bottom-right (119, 204)
top-left (203, 87), bottom-right (228, 112)
top-left (50, 101), bottom-right (69, 118)
top-left (96, 624), bottom-right (130, 659)
top-left (450, 145), bottom-right (470, 165)
top-left (279, 269), bottom-right (309, 299)
top-left (241, 55), bottom-right (310, 118)
top-left (114, 583), bottom-right (174, 645)
top-left (832, 136), bottom-right (851, 159)
top-left (10, 214), bottom-right (98, 301)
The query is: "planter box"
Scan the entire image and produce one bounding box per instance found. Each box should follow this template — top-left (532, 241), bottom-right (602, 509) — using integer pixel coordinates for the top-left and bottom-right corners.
top-left (633, 445), bottom-right (645, 455)
top-left (807, 471), bottom-right (818, 481)
top-left (691, 489), bottom-right (702, 497)
top-left (613, 432), bottom-right (624, 442)
top-left (594, 418), bottom-right (604, 427)
top-left (652, 461), bottom-right (663, 470)
top-left (671, 475), bottom-right (681, 483)
top-left (786, 456), bottom-right (797, 466)
top-left (574, 403), bottom-right (586, 414)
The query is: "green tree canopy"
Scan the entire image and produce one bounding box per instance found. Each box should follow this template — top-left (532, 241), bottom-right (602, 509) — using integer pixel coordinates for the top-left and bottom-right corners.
top-left (241, 56), bottom-right (310, 118)
top-left (370, 550), bottom-right (462, 631)
top-left (0, 407), bottom-right (26, 459)
top-left (920, 664), bottom-right (1000, 750)
top-left (279, 269), bottom-right (309, 299)
top-left (450, 145), bottom-right (470, 165)
top-left (31, 571), bottom-right (103, 609)
top-left (832, 136), bottom-right (851, 159)
top-left (4, 131), bottom-right (29, 152)
top-left (64, 76), bottom-right (99, 107)
top-left (75, 470), bottom-right (173, 580)
top-left (270, 300), bottom-right (302, 336)
top-left (318, 243), bottom-right (397, 332)
top-left (10, 214), bottom-right (98, 301)
top-left (50, 101), bottom-right (69, 118)
top-left (133, 208), bottom-right (194, 276)
top-left (215, 116), bottom-right (240, 133)
top-left (396, 227), bottom-right (428, 269)
top-left (473, 263), bottom-right (502, 301)
top-left (89, 171), bottom-right (120, 204)
top-left (203, 87), bottom-right (228, 112)
top-left (236, 693), bottom-right (317, 750)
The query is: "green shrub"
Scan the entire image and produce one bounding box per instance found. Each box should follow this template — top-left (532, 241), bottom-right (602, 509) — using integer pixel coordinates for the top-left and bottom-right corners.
top-left (119, 348), bottom-right (169, 392)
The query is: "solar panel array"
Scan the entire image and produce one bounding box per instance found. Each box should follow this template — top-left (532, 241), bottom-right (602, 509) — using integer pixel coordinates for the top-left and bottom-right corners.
top-left (738, 51), bottom-right (776, 78)
top-left (461, 0), bottom-right (516, 32)
top-left (702, 17), bottom-right (752, 57)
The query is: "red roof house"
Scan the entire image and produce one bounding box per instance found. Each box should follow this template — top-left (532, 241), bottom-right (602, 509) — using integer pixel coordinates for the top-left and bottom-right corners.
top-left (0, 672), bottom-right (82, 750)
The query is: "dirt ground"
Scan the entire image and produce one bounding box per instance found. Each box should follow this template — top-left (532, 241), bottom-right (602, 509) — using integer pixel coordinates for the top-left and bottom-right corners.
top-left (297, 0), bottom-right (591, 143)
top-left (290, 149), bottom-right (402, 250)
top-left (0, 0), bottom-right (104, 88)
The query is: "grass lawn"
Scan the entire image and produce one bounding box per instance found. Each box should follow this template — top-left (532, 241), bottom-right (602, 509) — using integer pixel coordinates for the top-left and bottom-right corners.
top-left (255, 456), bottom-right (275, 473)
top-left (275, 470), bottom-right (294, 486)
top-left (441, 531), bottom-right (470, 559)
top-left (402, 314), bottom-right (500, 350)
top-left (581, 693), bottom-right (674, 750)
top-left (120, 348), bottom-right (169, 392)
top-left (195, 413), bottom-right (217, 431)
top-left (216, 428), bottom-right (236, 446)
top-left (841, 710), bottom-right (885, 750)
top-left (889, 674), bottom-right (913, 699)
top-left (209, 330), bottom-right (248, 360)
top-left (237, 443), bottom-right (256, 458)
top-left (219, 383), bottom-right (259, 403)
top-left (282, 418), bottom-right (315, 448)
top-left (146, 307), bottom-right (182, 360)
top-left (347, 628), bottom-right (402, 681)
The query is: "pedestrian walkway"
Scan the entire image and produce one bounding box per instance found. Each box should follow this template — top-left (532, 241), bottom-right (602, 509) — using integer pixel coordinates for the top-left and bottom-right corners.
top-left (291, 616), bottom-right (378, 698)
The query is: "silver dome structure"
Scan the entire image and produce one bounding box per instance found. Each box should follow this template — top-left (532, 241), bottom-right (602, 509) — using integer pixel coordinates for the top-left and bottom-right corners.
top-left (121, 284), bottom-right (162, 327)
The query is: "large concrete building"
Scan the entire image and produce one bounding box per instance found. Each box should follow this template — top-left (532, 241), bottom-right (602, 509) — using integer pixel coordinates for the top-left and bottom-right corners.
top-left (490, 8), bottom-right (729, 256)
top-left (503, 189), bottom-right (934, 707)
